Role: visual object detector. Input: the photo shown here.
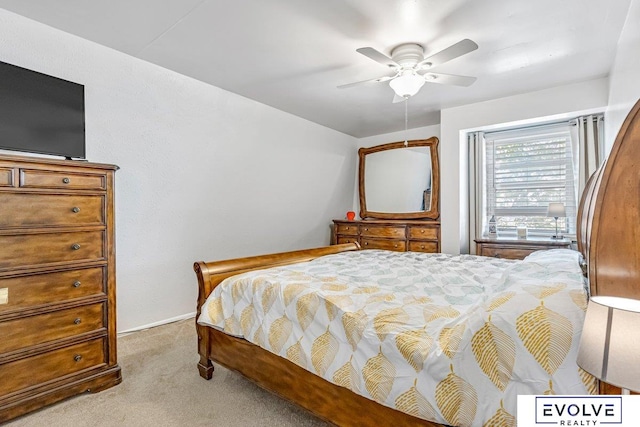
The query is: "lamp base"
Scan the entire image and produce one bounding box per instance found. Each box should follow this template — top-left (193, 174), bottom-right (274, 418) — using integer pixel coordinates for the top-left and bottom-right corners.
top-left (550, 216), bottom-right (563, 240)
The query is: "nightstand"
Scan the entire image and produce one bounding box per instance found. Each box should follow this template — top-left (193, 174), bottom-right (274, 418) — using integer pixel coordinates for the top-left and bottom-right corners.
top-left (475, 237), bottom-right (572, 260)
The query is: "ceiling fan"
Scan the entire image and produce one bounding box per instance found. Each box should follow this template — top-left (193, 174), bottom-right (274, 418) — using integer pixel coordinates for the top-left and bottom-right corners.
top-left (339, 39), bottom-right (478, 102)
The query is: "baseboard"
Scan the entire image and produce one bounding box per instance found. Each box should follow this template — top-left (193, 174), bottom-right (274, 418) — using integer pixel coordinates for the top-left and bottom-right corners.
top-left (117, 312), bottom-right (196, 336)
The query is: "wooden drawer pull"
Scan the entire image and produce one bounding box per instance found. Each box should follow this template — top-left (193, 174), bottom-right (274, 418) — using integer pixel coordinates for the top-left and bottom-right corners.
top-left (71, 243), bottom-right (81, 250)
top-left (420, 245), bottom-right (425, 249)
top-left (62, 177), bottom-right (70, 184)
top-left (73, 281), bottom-right (82, 288)
top-left (393, 244), bottom-right (398, 248)
top-left (74, 318), bottom-right (82, 325)
top-left (74, 354), bottom-right (82, 362)
top-left (364, 242), bottom-right (369, 246)
top-left (420, 230), bottom-right (425, 233)
top-left (72, 207), bottom-right (80, 213)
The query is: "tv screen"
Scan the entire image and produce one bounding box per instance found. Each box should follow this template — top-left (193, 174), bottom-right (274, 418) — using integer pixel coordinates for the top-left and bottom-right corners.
top-left (0, 61), bottom-right (85, 159)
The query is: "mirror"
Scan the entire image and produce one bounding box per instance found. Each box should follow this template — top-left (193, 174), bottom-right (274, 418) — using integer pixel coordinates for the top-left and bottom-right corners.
top-left (358, 138), bottom-right (440, 220)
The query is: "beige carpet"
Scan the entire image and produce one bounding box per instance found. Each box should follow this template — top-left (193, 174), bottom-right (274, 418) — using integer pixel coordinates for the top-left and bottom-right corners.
top-left (6, 319), bottom-right (330, 427)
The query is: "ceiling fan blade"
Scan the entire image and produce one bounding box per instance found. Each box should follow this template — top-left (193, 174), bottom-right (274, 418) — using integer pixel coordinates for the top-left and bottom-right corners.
top-left (337, 74), bottom-right (395, 89)
top-left (422, 72), bottom-right (477, 87)
top-left (356, 47), bottom-right (399, 68)
top-left (418, 39), bottom-right (478, 68)
top-left (392, 94), bottom-right (407, 103)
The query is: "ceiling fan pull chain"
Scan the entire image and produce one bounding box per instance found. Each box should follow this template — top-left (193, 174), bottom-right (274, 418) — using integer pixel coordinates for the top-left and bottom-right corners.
top-left (404, 97), bottom-right (409, 146)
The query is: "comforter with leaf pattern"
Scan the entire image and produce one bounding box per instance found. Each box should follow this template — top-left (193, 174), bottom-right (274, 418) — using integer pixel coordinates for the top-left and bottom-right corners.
top-left (197, 249), bottom-right (595, 427)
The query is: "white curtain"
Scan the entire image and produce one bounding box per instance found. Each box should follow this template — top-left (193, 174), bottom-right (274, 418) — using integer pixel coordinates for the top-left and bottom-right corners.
top-left (467, 131), bottom-right (485, 253)
top-left (570, 115), bottom-right (605, 202)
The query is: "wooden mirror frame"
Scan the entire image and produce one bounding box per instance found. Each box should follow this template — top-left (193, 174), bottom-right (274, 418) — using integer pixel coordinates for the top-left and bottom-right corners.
top-left (358, 137), bottom-right (440, 220)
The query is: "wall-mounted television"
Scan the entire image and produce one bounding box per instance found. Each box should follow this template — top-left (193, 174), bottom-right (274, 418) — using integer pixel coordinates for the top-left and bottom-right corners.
top-left (0, 61), bottom-right (85, 159)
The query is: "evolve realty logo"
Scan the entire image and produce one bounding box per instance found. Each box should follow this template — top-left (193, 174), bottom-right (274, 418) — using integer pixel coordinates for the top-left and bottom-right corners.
top-left (535, 396), bottom-right (622, 426)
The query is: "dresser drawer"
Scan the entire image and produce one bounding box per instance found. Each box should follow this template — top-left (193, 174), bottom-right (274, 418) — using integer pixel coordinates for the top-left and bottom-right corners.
top-left (0, 231), bottom-right (105, 271)
top-left (361, 238), bottom-right (406, 251)
top-left (0, 267), bottom-right (105, 313)
top-left (0, 338), bottom-right (106, 396)
top-left (0, 194), bottom-right (104, 228)
top-left (335, 223), bottom-right (358, 236)
top-left (336, 236), bottom-right (358, 245)
top-left (20, 169), bottom-right (106, 190)
top-left (0, 168), bottom-right (12, 187)
top-left (360, 225), bottom-right (405, 239)
top-left (408, 226), bottom-right (438, 240)
top-left (479, 245), bottom-right (538, 260)
top-left (0, 303), bottom-right (104, 354)
top-left (408, 241), bottom-right (439, 253)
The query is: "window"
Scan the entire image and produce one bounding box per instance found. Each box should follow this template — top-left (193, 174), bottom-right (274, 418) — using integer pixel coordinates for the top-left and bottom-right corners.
top-left (476, 123), bottom-right (576, 238)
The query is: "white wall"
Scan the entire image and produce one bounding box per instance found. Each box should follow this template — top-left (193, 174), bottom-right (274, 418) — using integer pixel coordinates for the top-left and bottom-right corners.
top-left (439, 78), bottom-right (609, 254)
top-left (0, 9), bottom-right (357, 331)
top-left (606, 0), bottom-right (640, 151)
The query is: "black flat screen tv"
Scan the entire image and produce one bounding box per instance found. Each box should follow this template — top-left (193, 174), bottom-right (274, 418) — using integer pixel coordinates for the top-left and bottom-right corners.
top-left (0, 61), bottom-right (85, 159)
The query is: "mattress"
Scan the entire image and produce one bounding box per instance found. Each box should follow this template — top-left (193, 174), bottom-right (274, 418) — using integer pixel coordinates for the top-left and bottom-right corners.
top-left (198, 248), bottom-right (595, 427)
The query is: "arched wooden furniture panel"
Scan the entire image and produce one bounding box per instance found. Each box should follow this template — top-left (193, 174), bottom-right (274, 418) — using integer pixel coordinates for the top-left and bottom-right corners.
top-left (577, 99), bottom-right (640, 395)
top-left (578, 99), bottom-right (640, 300)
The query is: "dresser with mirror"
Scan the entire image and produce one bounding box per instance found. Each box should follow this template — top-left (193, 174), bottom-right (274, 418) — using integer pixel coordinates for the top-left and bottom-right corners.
top-left (332, 138), bottom-right (441, 252)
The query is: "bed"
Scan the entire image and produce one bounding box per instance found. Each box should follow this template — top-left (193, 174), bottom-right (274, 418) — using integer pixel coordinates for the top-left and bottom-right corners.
top-left (193, 99), bottom-right (640, 426)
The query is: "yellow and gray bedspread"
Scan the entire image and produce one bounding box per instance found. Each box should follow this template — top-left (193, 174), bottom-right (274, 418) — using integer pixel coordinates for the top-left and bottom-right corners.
top-left (198, 249), bottom-right (595, 427)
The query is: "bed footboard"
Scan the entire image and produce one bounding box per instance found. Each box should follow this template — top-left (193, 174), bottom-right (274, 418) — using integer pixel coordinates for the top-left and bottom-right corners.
top-left (193, 243), bottom-right (360, 379)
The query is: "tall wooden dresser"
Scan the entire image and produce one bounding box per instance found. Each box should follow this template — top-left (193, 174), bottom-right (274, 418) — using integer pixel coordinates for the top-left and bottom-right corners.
top-left (0, 154), bottom-right (121, 422)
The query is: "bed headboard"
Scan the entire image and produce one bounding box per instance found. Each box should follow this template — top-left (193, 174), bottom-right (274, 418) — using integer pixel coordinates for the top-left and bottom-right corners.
top-left (577, 99), bottom-right (640, 299)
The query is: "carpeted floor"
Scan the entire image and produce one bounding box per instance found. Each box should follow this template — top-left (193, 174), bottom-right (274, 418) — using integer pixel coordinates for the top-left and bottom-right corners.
top-left (5, 319), bottom-right (330, 426)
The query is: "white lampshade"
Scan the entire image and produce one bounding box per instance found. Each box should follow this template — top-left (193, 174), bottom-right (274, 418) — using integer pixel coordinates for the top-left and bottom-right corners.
top-left (389, 72), bottom-right (425, 98)
top-left (577, 296), bottom-right (640, 392)
top-left (546, 202), bottom-right (566, 218)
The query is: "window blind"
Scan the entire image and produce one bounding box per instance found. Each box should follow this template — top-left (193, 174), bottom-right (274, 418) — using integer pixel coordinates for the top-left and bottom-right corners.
top-left (484, 123), bottom-right (576, 236)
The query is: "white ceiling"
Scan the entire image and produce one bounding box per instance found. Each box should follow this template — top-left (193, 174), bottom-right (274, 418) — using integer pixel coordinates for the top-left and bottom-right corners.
top-left (0, 0), bottom-right (631, 137)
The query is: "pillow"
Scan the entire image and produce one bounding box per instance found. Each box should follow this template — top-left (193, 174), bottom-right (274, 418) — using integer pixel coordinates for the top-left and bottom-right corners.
top-left (523, 248), bottom-right (589, 294)
top-left (522, 248), bottom-right (584, 275)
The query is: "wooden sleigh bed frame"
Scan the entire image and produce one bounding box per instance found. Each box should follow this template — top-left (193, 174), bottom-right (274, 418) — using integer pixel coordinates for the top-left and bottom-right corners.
top-left (194, 99), bottom-right (640, 426)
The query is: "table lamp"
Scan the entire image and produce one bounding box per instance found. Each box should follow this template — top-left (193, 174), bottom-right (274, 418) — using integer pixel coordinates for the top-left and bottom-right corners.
top-left (577, 296), bottom-right (640, 394)
top-left (547, 202), bottom-right (566, 239)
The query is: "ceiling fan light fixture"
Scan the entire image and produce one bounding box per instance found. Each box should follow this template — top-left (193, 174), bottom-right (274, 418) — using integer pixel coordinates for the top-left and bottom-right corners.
top-left (389, 72), bottom-right (425, 98)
